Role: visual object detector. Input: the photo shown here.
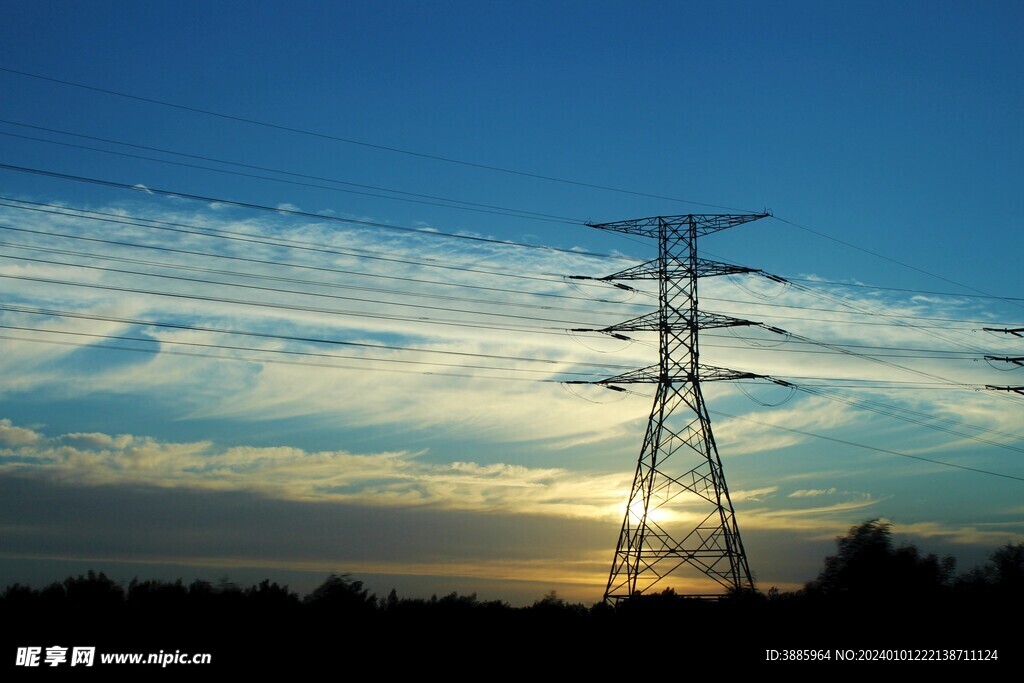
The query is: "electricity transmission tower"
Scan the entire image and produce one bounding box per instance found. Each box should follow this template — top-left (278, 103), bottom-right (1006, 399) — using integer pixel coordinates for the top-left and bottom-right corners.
top-left (570, 213), bottom-right (769, 602)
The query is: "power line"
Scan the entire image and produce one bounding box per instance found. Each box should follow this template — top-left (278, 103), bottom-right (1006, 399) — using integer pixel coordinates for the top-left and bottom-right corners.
top-left (0, 323), bottom-right (612, 378)
top-left (7, 67), bottom-right (1013, 321)
top-left (0, 197), bottom-right (632, 293)
top-left (772, 215), bottom-right (1024, 310)
top-left (0, 66), bottom-right (758, 213)
top-left (729, 377), bottom-right (1023, 447)
top-left (703, 331), bottom-right (992, 356)
top-left (751, 273), bottom-right (1024, 372)
top-left (0, 236), bottom-right (637, 317)
top-left (0, 252), bottom-right (612, 328)
top-left (686, 261), bottom-right (1022, 346)
top-left (705, 294), bottom-right (1022, 328)
top-left (0, 288), bottom-right (985, 373)
top-left (5, 67), bottom-right (1019, 495)
top-left (704, 308), bottom-right (995, 331)
top-left (786, 383), bottom-right (1024, 454)
top-left (0, 304), bottom-right (637, 370)
top-left (783, 275), bottom-right (1024, 304)
top-left (0, 332), bottom-right (557, 384)
top-left (704, 297), bottom-right (1023, 406)
top-left (776, 276), bottom-right (1016, 355)
top-left (710, 407), bottom-right (1024, 483)
top-left (0, 126), bottom-right (586, 226)
top-left (0, 271), bottom-right (608, 337)
top-left (763, 375), bottom-right (986, 388)
top-left (766, 327), bottom-right (1015, 397)
top-left (0, 162), bottom-right (634, 260)
top-left (703, 339), bottom-right (979, 361)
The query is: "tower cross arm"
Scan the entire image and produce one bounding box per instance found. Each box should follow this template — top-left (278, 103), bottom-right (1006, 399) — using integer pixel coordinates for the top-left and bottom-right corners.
top-left (983, 327), bottom-right (1024, 338)
top-left (586, 212), bottom-right (770, 238)
top-left (571, 311), bottom-right (760, 334)
top-left (566, 364), bottom-right (768, 386)
top-left (698, 364), bottom-right (767, 382)
top-left (591, 258), bottom-right (761, 281)
top-left (985, 356), bottom-right (1024, 367)
top-left (696, 312), bottom-right (762, 329)
top-left (986, 385), bottom-right (1024, 395)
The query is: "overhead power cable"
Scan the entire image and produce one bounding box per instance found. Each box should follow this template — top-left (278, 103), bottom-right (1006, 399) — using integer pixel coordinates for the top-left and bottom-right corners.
top-left (776, 276), bottom-right (1015, 354)
top-left (0, 252), bottom-right (611, 328)
top-left (0, 324), bottom-right (611, 378)
top-left (0, 332), bottom-right (563, 384)
top-left (701, 266), bottom-right (1020, 362)
top-left (748, 320), bottom-right (997, 391)
top-left (0, 271), bottom-right (611, 337)
top-left (0, 66), bottom-right (758, 213)
top-left (0, 237), bottom-right (638, 316)
top-left (728, 381), bottom-right (1020, 451)
top-left (783, 275), bottom-right (1024, 304)
top-left (772, 216), bottom-right (1024, 311)
top-left (703, 331), bottom-right (984, 356)
top-left (0, 162), bottom-right (634, 260)
top-left (704, 339), bottom-right (977, 361)
top-left (710, 407), bottom-right (1024, 483)
top-left (0, 126), bottom-right (586, 225)
top-left (705, 308), bottom-right (996, 331)
top-left (16, 319), bottom-right (1014, 478)
top-left (762, 375), bottom-right (984, 388)
top-left (9, 66), bottom-right (1010, 294)
top-left (0, 304), bottom-right (636, 370)
top-left (705, 295), bottom-right (1022, 328)
top-left (0, 198), bottom-right (631, 293)
top-left (765, 327), bottom-right (1024, 407)
top-left (0, 199), bottom-right (642, 305)
top-left (785, 383), bottom-right (1024, 454)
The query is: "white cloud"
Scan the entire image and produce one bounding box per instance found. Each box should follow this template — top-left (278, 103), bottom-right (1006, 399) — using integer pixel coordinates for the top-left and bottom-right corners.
top-left (740, 494), bottom-right (885, 536)
top-left (0, 196), bottom-right (1021, 555)
top-left (894, 520), bottom-right (1024, 546)
top-left (788, 487), bottom-right (838, 498)
top-left (712, 397), bottom-right (858, 456)
top-left (0, 419), bottom-right (40, 447)
top-left (0, 420), bottom-right (630, 520)
top-left (731, 486), bottom-right (778, 502)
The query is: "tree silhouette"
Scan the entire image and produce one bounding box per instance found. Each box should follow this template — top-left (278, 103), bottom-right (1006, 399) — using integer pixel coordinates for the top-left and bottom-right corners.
top-left (806, 520), bottom-right (954, 602)
top-left (960, 541), bottom-right (1024, 601)
top-left (63, 570), bottom-right (125, 609)
top-left (246, 579), bottom-right (299, 608)
top-left (987, 543), bottom-right (1024, 589)
top-left (304, 574), bottom-right (377, 613)
top-left (529, 590), bottom-right (580, 616)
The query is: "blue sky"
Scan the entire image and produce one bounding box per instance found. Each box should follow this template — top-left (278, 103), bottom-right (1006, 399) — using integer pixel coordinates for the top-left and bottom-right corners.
top-left (0, 1), bottom-right (1022, 604)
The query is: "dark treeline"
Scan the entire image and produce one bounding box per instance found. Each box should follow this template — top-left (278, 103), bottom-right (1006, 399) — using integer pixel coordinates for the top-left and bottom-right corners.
top-left (5, 520), bottom-right (1021, 613)
top-left (3, 521), bottom-right (1020, 668)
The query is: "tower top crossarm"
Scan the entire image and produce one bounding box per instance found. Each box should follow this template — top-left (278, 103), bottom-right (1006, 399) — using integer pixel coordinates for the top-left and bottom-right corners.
top-left (585, 212), bottom-right (771, 238)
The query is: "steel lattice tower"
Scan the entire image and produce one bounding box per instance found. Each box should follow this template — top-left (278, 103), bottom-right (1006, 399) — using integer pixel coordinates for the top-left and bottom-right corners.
top-left (571, 213), bottom-right (769, 602)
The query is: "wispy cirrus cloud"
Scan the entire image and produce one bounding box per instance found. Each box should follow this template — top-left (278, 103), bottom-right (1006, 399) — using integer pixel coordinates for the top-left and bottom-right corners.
top-left (788, 487), bottom-right (838, 498)
top-left (0, 196), bottom-right (1019, 461)
top-left (0, 419), bottom-right (632, 520)
top-left (1, 195), bottom-right (1022, 599)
